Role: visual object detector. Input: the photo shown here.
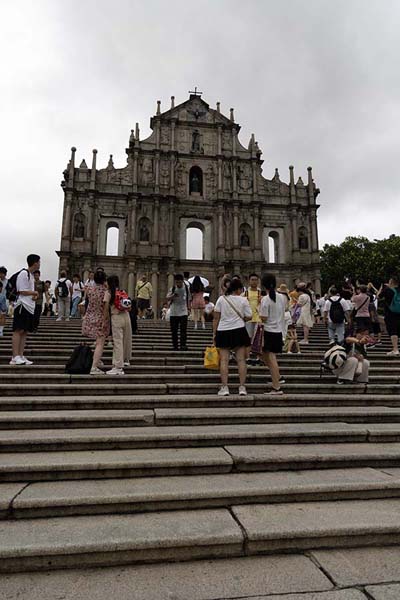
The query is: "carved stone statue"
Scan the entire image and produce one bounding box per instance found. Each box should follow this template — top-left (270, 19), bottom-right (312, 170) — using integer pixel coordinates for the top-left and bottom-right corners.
top-left (240, 231), bottom-right (250, 247)
top-left (223, 162), bottom-right (232, 192)
top-left (191, 130), bottom-right (201, 153)
top-left (299, 228), bottom-right (308, 250)
top-left (141, 158), bottom-right (154, 186)
top-left (139, 221), bottom-right (150, 242)
top-left (129, 129), bottom-right (135, 146)
top-left (160, 161), bottom-right (170, 187)
top-left (191, 172), bottom-right (200, 193)
top-left (73, 212), bottom-right (85, 238)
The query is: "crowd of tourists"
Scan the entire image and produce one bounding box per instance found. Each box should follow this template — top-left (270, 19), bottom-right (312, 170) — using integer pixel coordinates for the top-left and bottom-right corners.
top-left (2, 255), bottom-right (400, 395)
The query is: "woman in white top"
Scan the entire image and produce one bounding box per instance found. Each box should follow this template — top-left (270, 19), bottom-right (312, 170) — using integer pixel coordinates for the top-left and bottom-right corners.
top-left (296, 282), bottom-right (314, 345)
top-left (213, 279), bottom-right (252, 396)
top-left (259, 273), bottom-right (286, 395)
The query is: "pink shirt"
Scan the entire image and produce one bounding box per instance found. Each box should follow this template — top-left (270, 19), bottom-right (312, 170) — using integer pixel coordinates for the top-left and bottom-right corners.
top-left (351, 293), bottom-right (370, 318)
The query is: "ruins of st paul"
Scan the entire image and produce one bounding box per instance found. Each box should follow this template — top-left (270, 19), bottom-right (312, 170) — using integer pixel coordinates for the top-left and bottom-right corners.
top-left (58, 92), bottom-right (321, 313)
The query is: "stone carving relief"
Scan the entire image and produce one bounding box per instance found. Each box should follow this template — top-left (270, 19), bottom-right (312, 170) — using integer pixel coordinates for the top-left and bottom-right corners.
top-left (140, 158), bottom-right (154, 186)
top-left (73, 212), bottom-right (86, 238)
top-left (160, 127), bottom-right (170, 146)
top-left (222, 131), bottom-right (231, 151)
top-left (223, 162), bottom-right (232, 192)
top-left (203, 132), bottom-right (216, 155)
top-left (237, 163), bottom-right (252, 192)
top-left (205, 163), bottom-right (217, 198)
top-left (160, 160), bottom-right (170, 188)
top-left (191, 130), bottom-right (203, 153)
top-left (175, 161), bottom-right (187, 196)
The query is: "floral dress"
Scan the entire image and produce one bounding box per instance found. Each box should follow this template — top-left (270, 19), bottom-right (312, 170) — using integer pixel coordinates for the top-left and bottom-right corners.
top-left (82, 284), bottom-right (110, 339)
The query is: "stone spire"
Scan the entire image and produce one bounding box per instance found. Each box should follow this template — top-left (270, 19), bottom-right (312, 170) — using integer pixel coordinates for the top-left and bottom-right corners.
top-left (90, 149), bottom-right (97, 190)
top-left (135, 122), bottom-right (140, 141)
top-left (230, 107), bottom-right (235, 122)
top-left (68, 147), bottom-right (76, 185)
top-left (216, 102), bottom-right (220, 113)
top-left (156, 100), bottom-right (161, 115)
top-left (171, 96), bottom-right (175, 109)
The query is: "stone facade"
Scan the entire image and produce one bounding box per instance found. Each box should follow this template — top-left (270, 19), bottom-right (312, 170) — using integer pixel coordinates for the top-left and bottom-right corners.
top-left (58, 93), bottom-right (321, 314)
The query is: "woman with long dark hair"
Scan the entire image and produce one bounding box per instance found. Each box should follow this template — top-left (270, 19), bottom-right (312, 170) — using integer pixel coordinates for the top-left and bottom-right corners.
top-left (190, 275), bottom-right (205, 330)
top-left (82, 269), bottom-right (110, 375)
top-left (296, 282), bottom-right (314, 345)
top-left (213, 278), bottom-right (252, 396)
top-left (104, 275), bottom-right (132, 375)
top-left (259, 273), bottom-right (286, 394)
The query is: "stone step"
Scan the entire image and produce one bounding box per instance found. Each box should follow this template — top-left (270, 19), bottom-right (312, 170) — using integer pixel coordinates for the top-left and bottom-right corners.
top-left (3, 382), bottom-right (400, 397)
top-left (0, 423), bottom-right (368, 452)
top-left (2, 499), bottom-right (400, 572)
top-left (0, 446), bottom-right (233, 483)
top-left (0, 508), bottom-right (243, 572)
top-left (5, 468), bottom-right (400, 519)
top-left (2, 442), bottom-right (400, 483)
top-left (3, 406), bottom-right (400, 429)
top-left (2, 393), bottom-right (400, 411)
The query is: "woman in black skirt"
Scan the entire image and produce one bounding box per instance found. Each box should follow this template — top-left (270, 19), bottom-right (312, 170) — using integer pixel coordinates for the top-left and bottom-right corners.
top-left (213, 278), bottom-right (252, 396)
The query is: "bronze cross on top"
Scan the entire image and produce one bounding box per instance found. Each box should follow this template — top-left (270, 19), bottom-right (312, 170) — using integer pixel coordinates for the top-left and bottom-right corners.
top-left (189, 86), bottom-right (203, 96)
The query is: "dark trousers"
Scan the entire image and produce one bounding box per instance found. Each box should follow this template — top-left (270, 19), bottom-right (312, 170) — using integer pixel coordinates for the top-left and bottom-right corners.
top-left (33, 304), bottom-right (42, 331)
top-left (170, 315), bottom-right (188, 349)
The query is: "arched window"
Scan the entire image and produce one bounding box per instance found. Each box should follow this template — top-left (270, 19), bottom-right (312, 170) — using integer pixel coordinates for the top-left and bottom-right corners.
top-left (106, 223), bottom-right (119, 256)
top-left (299, 227), bottom-right (309, 250)
top-left (73, 212), bottom-right (86, 239)
top-left (189, 166), bottom-right (203, 195)
top-left (268, 231), bottom-right (279, 263)
top-left (186, 226), bottom-right (203, 260)
top-left (138, 218), bottom-right (151, 242)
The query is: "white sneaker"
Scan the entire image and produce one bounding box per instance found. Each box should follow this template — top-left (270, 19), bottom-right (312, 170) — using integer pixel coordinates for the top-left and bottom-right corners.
top-left (106, 368), bottom-right (125, 376)
top-left (218, 385), bottom-right (230, 396)
top-left (299, 339), bottom-right (309, 345)
top-left (107, 341), bottom-right (113, 348)
top-left (387, 350), bottom-right (400, 356)
top-left (56, 317), bottom-right (63, 322)
top-left (238, 385), bottom-right (247, 396)
top-left (21, 356), bottom-right (33, 365)
top-left (90, 367), bottom-right (105, 375)
top-left (123, 362), bottom-right (130, 367)
top-left (266, 388), bottom-right (284, 395)
top-left (9, 356), bottom-right (25, 365)
top-left (202, 323), bottom-right (206, 329)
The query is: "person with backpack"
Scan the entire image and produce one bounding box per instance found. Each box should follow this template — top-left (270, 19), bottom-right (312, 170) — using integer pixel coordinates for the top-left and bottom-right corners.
top-left (9, 254), bottom-right (40, 365)
top-left (103, 275), bottom-right (132, 375)
top-left (55, 271), bottom-right (72, 321)
top-left (135, 274), bottom-right (152, 319)
top-left (323, 286), bottom-right (350, 346)
top-left (82, 269), bottom-right (110, 374)
top-left (70, 274), bottom-right (84, 318)
top-left (378, 275), bottom-right (400, 356)
top-left (167, 273), bottom-right (191, 351)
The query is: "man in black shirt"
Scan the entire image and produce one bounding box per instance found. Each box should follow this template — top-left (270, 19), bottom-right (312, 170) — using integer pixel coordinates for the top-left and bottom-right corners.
top-left (378, 275), bottom-right (400, 356)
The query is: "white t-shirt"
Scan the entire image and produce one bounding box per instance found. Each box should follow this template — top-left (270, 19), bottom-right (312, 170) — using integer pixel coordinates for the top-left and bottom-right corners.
top-left (323, 295), bottom-right (349, 323)
top-left (316, 297), bottom-right (325, 311)
top-left (259, 293), bottom-right (286, 333)
top-left (72, 281), bottom-right (83, 300)
top-left (214, 295), bottom-right (252, 331)
top-left (204, 301), bottom-right (215, 314)
top-left (85, 278), bottom-right (95, 289)
top-left (16, 269), bottom-right (35, 314)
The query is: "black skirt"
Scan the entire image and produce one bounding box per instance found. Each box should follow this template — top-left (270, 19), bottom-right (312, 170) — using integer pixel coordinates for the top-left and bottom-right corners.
top-left (215, 326), bottom-right (250, 349)
top-left (263, 331), bottom-right (283, 354)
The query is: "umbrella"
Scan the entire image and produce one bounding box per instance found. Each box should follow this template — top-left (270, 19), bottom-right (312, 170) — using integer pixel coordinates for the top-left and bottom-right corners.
top-left (188, 276), bottom-right (209, 287)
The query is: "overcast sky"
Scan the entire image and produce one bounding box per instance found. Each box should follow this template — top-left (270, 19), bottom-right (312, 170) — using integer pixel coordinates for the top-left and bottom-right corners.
top-left (1, 0), bottom-right (399, 282)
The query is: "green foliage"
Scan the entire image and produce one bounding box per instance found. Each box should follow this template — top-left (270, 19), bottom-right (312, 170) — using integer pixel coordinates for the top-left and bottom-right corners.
top-left (320, 235), bottom-right (400, 291)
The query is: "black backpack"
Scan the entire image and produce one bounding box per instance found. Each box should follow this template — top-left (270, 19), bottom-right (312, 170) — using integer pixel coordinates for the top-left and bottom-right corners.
top-left (57, 279), bottom-right (69, 298)
top-left (329, 299), bottom-right (345, 324)
top-left (65, 344), bottom-right (93, 374)
top-left (6, 269), bottom-right (28, 302)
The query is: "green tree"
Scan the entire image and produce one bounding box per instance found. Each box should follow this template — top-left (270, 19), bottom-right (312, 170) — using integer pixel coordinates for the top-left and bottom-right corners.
top-left (320, 235), bottom-right (400, 292)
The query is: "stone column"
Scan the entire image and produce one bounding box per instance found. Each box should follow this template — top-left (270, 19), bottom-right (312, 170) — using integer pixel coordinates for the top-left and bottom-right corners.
top-left (61, 193), bottom-right (72, 252)
top-left (133, 152), bottom-right (138, 192)
top-left (130, 199), bottom-right (137, 253)
top-left (218, 159), bottom-right (223, 191)
top-left (155, 151), bottom-right (160, 193)
top-left (153, 200), bottom-right (159, 244)
top-left (171, 121), bottom-right (176, 151)
top-left (310, 208), bottom-right (319, 252)
top-left (233, 203), bottom-right (239, 248)
top-left (290, 208), bottom-right (299, 255)
top-left (151, 267), bottom-right (158, 316)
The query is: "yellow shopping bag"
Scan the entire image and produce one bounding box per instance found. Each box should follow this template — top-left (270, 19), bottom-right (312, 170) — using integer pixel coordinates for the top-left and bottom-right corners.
top-left (204, 345), bottom-right (220, 369)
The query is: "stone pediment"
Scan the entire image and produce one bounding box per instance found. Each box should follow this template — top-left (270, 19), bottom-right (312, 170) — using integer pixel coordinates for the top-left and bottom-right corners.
top-left (153, 95), bottom-right (235, 128)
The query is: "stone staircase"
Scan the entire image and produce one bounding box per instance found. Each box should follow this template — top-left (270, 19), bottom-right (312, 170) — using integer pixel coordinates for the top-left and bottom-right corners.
top-left (1, 318), bottom-right (400, 579)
